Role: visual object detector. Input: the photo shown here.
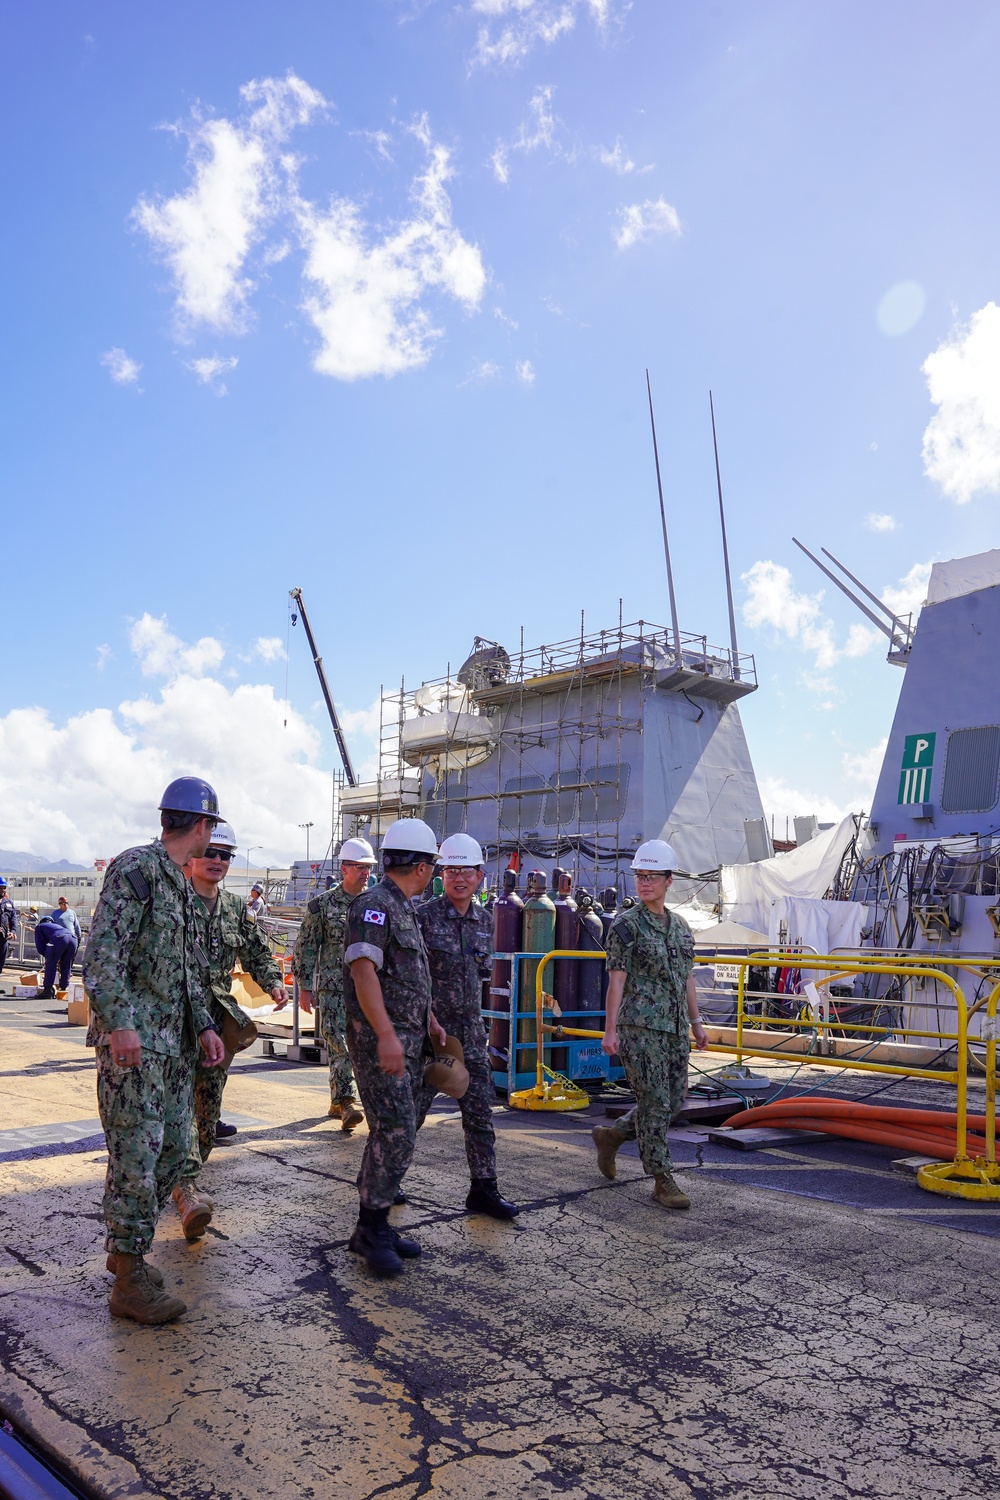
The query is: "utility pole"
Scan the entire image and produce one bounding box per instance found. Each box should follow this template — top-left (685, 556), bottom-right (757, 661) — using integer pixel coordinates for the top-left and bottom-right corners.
top-left (299, 822), bottom-right (314, 864)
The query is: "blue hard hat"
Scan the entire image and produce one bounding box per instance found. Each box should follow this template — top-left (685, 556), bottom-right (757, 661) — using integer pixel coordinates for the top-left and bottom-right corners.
top-left (158, 776), bottom-right (222, 820)
top-left (0, 876), bottom-right (7, 887)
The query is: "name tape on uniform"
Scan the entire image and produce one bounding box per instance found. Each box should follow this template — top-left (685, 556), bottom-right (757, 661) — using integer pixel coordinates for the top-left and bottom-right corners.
top-left (363, 909), bottom-right (387, 926)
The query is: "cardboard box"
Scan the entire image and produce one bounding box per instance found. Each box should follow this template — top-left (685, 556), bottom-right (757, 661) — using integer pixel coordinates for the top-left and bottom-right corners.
top-left (67, 995), bottom-right (91, 1027)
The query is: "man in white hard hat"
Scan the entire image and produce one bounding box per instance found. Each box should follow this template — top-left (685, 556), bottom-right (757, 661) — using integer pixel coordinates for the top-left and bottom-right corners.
top-left (593, 838), bottom-right (707, 1210)
top-left (292, 836), bottom-right (376, 1130)
top-left (415, 833), bottom-right (519, 1219)
top-left (343, 818), bottom-right (447, 1277)
top-left (172, 823), bottom-right (285, 1241)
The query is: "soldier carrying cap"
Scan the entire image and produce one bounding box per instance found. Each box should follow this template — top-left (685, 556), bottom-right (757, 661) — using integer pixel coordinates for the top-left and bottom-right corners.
top-left (171, 821), bottom-right (285, 1242)
top-left (416, 833), bottom-right (519, 1220)
top-left (343, 818), bottom-right (447, 1278)
top-left (591, 839), bottom-right (707, 1211)
top-left (83, 776), bottom-right (227, 1325)
top-left (292, 836), bottom-right (376, 1131)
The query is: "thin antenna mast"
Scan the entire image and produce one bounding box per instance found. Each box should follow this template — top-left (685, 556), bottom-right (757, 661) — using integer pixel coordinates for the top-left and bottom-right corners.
top-left (709, 390), bottom-right (741, 679)
top-left (646, 370), bottom-right (681, 661)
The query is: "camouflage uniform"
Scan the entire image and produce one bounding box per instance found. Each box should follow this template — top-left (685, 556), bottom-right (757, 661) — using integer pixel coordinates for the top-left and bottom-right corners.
top-left (179, 887), bottom-right (282, 1181)
top-left (84, 840), bottom-right (214, 1256)
top-left (291, 883), bottom-right (357, 1104)
top-left (415, 894), bottom-right (496, 1178)
top-left (343, 877), bottom-right (433, 1210)
top-left (604, 904), bottom-right (695, 1177)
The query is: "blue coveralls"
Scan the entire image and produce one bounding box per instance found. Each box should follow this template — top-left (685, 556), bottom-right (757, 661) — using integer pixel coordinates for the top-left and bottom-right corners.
top-left (34, 916), bottom-right (76, 991)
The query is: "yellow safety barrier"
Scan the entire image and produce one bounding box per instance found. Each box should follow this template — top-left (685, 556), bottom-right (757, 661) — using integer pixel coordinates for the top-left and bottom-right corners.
top-left (508, 950), bottom-right (603, 1112)
top-left (713, 951), bottom-right (999, 1202)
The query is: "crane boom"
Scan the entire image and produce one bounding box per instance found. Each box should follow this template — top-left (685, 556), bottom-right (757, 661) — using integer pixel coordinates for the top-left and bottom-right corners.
top-left (289, 587), bottom-right (357, 787)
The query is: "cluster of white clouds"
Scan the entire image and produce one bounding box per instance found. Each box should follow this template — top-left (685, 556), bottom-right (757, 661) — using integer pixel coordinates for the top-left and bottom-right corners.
top-left (758, 737), bottom-right (889, 833)
top-left (922, 301), bottom-right (1000, 504)
top-left (0, 614), bottom-right (355, 865)
top-left (131, 75), bottom-right (487, 383)
top-left (864, 512), bottom-right (897, 533)
top-left (741, 560), bottom-right (880, 673)
top-left (469, 0), bottom-right (618, 70)
top-left (461, 357), bottom-right (535, 386)
top-left (101, 347), bottom-right (142, 386)
top-left (614, 197), bottom-right (681, 251)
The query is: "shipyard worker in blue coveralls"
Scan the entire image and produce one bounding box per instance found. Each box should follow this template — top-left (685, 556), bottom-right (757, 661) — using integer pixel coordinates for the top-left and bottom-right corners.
top-left (593, 839), bottom-right (708, 1210)
top-left (416, 832), bottom-right (519, 1220)
top-left (343, 817), bottom-right (447, 1279)
top-left (34, 913), bottom-right (77, 998)
top-left (0, 876), bottom-right (17, 973)
top-left (83, 776), bottom-right (226, 1326)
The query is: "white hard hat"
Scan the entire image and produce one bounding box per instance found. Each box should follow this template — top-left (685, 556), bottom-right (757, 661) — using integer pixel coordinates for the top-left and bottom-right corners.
top-left (631, 839), bottom-right (678, 873)
top-left (207, 821), bottom-right (238, 851)
top-left (438, 832), bottom-right (484, 868)
top-left (381, 818), bottom-right (439, 859)
top-left (339, 837), bottom-right (376, 865)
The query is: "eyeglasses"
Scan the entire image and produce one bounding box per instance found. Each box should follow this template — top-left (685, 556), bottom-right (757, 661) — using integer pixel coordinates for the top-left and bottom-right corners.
top-left (634, 871), bottom-right (668, 883)
top-left (203, 848), bottom-right (235, 862)
top-left (340, 861), bottom-right (371, 872)
top-left (441, 866), bottom-right (481, 877)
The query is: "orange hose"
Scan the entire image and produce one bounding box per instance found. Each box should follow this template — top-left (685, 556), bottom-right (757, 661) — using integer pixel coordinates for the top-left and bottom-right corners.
top-left (725, 1096), bottom-right (985, 1131)
top-left (721, 1095), bottom-right (986, 1161)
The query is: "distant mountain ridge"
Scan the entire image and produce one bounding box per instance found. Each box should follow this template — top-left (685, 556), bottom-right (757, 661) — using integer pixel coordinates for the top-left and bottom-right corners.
top-left (0, 849), bottom-right (90, 872)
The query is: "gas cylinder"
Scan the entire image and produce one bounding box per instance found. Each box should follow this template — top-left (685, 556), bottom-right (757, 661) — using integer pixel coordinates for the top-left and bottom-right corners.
top-left (551, 870), bottom-right (579, 1072)
top-left (598, 886), bottom-right (619, 943)
top-left (576, 893), bottom-right (606, 1014)
top-left (520, 871), bottom-right (556, 1075)
top-left (489, 869), bottom-right (523, 1053)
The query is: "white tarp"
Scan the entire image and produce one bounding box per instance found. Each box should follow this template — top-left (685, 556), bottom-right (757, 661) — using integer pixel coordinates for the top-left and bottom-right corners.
top-left (927, 548), bottom-right (1000, 606)
top-left (720, 813), bottom-right (859, 935)
top-left (767, 896), bottom-right (867, 981)
top-left (694, 918), bottom-right (770, 948)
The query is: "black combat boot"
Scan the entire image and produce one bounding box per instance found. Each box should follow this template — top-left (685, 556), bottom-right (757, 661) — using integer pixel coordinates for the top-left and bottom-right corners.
top-left (347, 1204), bottom-right (404, 1277)
top-left (466, 1177), bottom-right (520, 1219)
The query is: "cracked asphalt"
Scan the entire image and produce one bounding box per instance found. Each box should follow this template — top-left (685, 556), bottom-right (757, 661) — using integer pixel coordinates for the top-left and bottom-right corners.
top-left (2, 993), bottom-right (1000, 1499)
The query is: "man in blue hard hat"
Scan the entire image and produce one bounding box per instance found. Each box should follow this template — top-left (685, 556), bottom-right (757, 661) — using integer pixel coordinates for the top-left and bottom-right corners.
top-left (0, 877), bottom-right (17, 974)
top-left (83, 776), bottom-right (227, 1325)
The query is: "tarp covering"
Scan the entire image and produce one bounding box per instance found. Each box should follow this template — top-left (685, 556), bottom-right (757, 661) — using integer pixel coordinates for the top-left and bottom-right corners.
top-left (721, 813), bottom-right (859, 935)
top-left (767, 897), bottom-right (867, 980)
top-left (927, 549), bottom-right (1000, 607)
top-left (694, 918), bottom-right (770, 948)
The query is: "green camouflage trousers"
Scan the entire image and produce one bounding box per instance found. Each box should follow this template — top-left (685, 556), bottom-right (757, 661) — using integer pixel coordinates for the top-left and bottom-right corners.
top-left (612, 1026), bottom-right (690, 1177)
top-left (415, 1042), bottom-right (497, 1179)
top-left (179, 1046), bottom-right (235, 1182)
top-left (347, 1020), bottom-right (427, 1210)
top-left (95, 1045), bottom-right (197, 1255)
top-left (319, 989), bottom-right (357, 1103)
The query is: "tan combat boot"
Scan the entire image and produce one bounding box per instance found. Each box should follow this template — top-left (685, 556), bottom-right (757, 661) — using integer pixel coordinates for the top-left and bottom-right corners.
top-left (106, 1252), bottom-right (164, 1286)
top-left (338, 1098), bottom-right (364, 1131)
top-left (651, 1172), bottom-right (690, 1210)
top-left (592, 1125), bottom-right (623, 1180)
top-left (109, 1253), bottom-right (186, 1324)
top-left (172, 1180), bottom-right (213, 1241)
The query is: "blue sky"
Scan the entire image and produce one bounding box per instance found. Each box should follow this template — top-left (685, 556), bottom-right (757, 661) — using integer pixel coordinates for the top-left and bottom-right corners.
top-left (3, 1), bottom-right (1000, 863)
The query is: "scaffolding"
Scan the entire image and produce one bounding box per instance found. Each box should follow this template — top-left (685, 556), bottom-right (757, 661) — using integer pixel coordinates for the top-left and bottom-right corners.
top-left (344, 612), bottom-right (757, 897)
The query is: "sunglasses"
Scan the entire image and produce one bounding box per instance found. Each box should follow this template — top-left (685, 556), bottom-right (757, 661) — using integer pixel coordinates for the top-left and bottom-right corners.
top-left (203, 848), bottom-right (235, 862)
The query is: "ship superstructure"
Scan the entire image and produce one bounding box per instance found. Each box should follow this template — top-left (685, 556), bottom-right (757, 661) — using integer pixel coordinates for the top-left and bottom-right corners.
top-left (339, 615), bottom-right (765, 903)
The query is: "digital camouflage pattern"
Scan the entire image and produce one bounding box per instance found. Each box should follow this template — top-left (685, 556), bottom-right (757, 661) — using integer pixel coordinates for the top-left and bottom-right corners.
top-left (96, 1046), bottom-right (197, 1254)
top-left (84, 840), bottom-right (214, 1052)
top-left (180, 887), bottom-right (282, 1179)
top-left (292, 882), bottom-right (356, 1101)
top-left (416, 894), bottom-right (497, 1178)
top-left (604, 903), bottom-right (695, 1033)
top-left (609, 1030), bottom-right (690, 1176)
top-left (348, 1022), bottom-right (428, 1209)
top-left (344, 876), bottom-right (434, 1207)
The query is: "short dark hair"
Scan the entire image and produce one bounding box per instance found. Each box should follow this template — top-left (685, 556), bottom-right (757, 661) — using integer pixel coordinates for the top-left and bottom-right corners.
top-left (161, 810), bottom-right (213, 833)
top-left (383, 850), bottom-right (434, 870)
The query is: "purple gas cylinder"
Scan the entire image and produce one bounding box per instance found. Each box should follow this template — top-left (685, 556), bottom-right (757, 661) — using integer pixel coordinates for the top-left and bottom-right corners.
top-left (489, 868), bottom-right (523, 1054)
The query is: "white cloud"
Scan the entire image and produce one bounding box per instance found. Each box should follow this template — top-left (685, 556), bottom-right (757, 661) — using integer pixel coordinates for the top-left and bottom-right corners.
top-left (132, 72), bottom-right (327, 334)
top-left (129, 614), bottom-right (225, 679)
top-left (93, 644), bottom-right (112, 671)
top-left (842, 738), bottom-right (888, 790)
top-left (461, 360), bottom-right (503, 386)
top-left (254, 636), bottom-right (285, 662)
top-left (881, 560), bottom-right (932, 619)
top-left (101, 347), bottom-right (142, 385)
top-left (470, 0), bottom-right (617, 68)
top-left (614, 197), bottom-right (681, 251)
top-left (756, 774), bottom-right (851, 833)
top-left (0, 620), bottom-right (339, 865)
top-left (844, 622), bottom-right (880, 657)
top-left (515, 359), bottom-right (535, 385)
top-left (494, 306), bottom-right (518, 329)
top-left (596, 138), bottom-right (650, 175)
top-left (186, 354), bottom-right (239, 394)
top-left (922, 301), bottom-right (1000, 503)
top-left (490, 84), bottom-right (558, 183)
top-left (865, 512), bottom-right (897, 533)
top-left (296, 129), bottom-right (486, 380)
top-left (741, 561), bottom-right (881, 673)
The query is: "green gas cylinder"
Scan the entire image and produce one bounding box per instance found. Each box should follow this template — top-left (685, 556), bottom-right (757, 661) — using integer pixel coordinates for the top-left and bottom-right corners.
top-left (520, 870), bottom-right (556, 1074)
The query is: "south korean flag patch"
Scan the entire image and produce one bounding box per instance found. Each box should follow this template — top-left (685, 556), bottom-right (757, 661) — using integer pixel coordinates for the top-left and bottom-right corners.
top-left (363, 909), bottom-right (387, 926)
